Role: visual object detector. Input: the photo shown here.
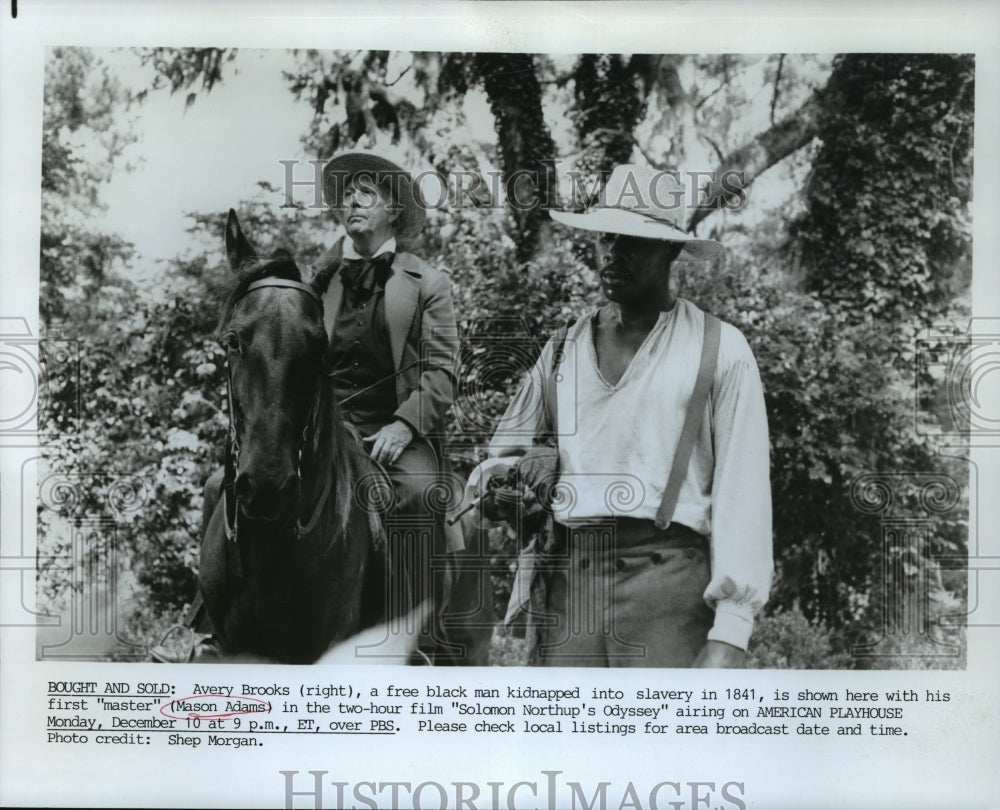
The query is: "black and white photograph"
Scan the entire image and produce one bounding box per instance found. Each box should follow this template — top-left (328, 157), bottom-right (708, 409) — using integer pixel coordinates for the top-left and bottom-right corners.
top-left (30, 45), bottom-right (974, 669)
top-left (1, 3), bottom-right (998, 809)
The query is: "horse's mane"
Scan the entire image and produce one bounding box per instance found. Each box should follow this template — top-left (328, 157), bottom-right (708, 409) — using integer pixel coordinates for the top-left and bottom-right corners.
top-left (216, 253), bottom-right (371, 544)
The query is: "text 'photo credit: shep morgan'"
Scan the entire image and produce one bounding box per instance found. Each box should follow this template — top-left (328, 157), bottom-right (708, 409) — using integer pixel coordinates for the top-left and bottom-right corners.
top-left (1, 2), bottom-right (999, 809)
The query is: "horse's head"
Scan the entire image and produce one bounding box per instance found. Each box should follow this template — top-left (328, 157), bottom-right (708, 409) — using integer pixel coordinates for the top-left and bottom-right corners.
top-left (218, 210), bottom-right (328, 524)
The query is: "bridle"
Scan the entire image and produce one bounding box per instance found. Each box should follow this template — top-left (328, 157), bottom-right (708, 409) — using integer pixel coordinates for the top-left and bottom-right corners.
top-left (222, 278), bottom-right (331, 545)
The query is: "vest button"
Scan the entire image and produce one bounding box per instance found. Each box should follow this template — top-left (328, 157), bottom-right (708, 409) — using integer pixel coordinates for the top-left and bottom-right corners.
top-left (615, 558), bottom-right (626, 572)
top-left (685, 547), bottom-right (698, 559)
top-left (651, 551), bottom-right (664, 564)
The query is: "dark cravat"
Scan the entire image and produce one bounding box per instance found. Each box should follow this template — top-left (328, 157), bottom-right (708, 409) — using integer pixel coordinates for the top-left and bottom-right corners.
top-left (339, 251), bottom-right (395, 301)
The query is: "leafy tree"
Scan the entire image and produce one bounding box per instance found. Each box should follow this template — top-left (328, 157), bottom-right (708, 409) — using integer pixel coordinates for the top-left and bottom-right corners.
top-left (680, 258), bottom-right (965, 649)
top-left (570, 54), bottom-right (648, 185)
top-left (794, 53), bottom-right (974, 332)
top-left (134, 47), bottom-right (237, 107)
top-left (40, 47), bottom-right (136, 326)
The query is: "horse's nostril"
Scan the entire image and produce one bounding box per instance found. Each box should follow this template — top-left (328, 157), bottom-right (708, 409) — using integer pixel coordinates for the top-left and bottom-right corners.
top-left (234, 473), bottom-right (256, 503)
top-left (236, 472), bottom-right (297, 520)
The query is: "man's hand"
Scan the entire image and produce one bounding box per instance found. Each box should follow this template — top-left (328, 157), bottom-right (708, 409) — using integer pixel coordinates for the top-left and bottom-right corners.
top-left (692, 640), bottom-right (746, 668)
top-left (362, 420), bottom-right (413, 466)
top-left (475, 465), bottom-right (518, 522)
top-left (516, 446), bottom-right (559, 496)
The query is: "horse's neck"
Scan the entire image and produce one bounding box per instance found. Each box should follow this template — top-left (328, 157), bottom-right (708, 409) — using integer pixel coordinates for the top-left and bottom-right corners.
top-left (298, 381), bottom-right (359, 542)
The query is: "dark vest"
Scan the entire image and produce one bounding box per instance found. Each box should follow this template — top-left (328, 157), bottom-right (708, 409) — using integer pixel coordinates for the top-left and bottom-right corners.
top-left (326, 254), bottom-right (398, 429)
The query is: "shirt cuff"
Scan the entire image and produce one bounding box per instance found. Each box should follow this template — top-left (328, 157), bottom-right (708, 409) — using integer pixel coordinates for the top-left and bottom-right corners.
top-left (707, 599), bottom-right (756, 651)
top-left (392, 412), bottom-right (420, 438)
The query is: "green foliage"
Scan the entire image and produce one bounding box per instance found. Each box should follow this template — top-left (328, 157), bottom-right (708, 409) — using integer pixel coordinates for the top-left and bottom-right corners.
top-left (571, 54), bottom-right (646, 178)
top-left (681, 254), bottom-right (966, 637)
top-left (474, 53), bottom-right (559, 262)
top-left (851, 615), bottom-right (967, 671)
top-left (134, 47), bottom-right (237, 105)
top-left (765, 52), bottom-right (971, 653)
top-left (795, 54), bottom-right (973, 334)
top-left (39, 282), bottom-right (225, 616)
top-left (748, 607), bottom-right (853, 669)
top-left (442, 208), bottom-right (601, 470)
top-left (489, 629), bottom-right (529, 667)
top-left (41, 47), bottom-right (136, 324)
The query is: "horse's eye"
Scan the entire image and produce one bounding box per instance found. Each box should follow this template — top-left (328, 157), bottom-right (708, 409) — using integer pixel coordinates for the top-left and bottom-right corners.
top-left (224, 332), bottom-right (241, 353)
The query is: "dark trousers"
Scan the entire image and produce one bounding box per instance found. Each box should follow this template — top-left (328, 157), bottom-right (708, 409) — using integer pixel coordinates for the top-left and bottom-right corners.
top-left (379, 435), bottom-right (494, 665)
top-left (377, 434), bottom-right (442, 618)
top-left (538, 518), bottom-right (714, 667)
top-left (381, 433), bottom-right (439, 516)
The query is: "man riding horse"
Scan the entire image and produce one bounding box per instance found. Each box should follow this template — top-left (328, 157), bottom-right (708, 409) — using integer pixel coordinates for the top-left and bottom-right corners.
top-left (310, 152), bottom-right (482, 662)
top-left (166, 152), bottom-right (490, 664)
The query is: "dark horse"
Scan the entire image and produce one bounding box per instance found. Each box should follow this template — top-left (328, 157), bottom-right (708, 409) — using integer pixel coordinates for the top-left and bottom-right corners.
top-left (198, 210), bottom-right (389, 664)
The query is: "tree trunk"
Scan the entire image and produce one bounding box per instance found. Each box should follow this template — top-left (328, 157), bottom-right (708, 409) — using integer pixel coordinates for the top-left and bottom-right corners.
top-left (572, 54), bottom-right (649, 178)
top-left (474, 53), bottom-right (557, 262)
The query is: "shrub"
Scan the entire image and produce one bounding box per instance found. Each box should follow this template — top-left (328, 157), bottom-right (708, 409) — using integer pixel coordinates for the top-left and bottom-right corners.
top-left (748, 607), bottom-right (854, 669)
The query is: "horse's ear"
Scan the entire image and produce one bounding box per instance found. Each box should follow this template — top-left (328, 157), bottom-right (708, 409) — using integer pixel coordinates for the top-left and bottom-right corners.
top-left (225, 209), bottom-right (258, 272)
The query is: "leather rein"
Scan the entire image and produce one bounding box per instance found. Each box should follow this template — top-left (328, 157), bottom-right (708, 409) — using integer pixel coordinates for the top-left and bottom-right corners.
top-left (222, 278), bottom-right (331, 547)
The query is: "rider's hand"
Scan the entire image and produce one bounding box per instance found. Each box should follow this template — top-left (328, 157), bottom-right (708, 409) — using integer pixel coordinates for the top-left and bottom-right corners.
top-left (363, 420), bottom-right (413, 466)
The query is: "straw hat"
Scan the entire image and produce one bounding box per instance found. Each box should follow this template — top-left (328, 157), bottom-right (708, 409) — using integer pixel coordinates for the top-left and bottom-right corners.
top-left (549, 163), bottom-right (723, 260)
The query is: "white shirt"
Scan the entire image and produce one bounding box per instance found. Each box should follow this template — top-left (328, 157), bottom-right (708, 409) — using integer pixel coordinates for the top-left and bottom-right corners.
top-left (487, 298), bottom-right (773, 650)
top-left (342, 236), bottom-right (397, 260)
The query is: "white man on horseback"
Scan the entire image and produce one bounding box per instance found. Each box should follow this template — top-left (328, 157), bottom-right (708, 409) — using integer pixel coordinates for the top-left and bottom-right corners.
top-left (474, 163), bottom-right (774, 668)
top-left (158, 153), bottom-right (489, 665)
top-left (308, 152), bottom-right (489, 664)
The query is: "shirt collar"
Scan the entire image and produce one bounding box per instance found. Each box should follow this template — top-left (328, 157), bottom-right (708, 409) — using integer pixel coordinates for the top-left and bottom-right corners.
top-left (343, 236), bottom-right (397, 261)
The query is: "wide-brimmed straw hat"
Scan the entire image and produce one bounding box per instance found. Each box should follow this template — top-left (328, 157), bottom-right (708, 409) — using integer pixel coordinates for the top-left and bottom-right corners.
top-left (323, 151), bottom-right (426, 239)
top-left (549, 163), bottom-right (723, 260)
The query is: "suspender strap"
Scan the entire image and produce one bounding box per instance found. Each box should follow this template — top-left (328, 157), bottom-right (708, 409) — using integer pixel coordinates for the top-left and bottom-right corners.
top-left (654, 313), bottom-right (721, 531)
top-left (540, 324), bottom-right (571, 444)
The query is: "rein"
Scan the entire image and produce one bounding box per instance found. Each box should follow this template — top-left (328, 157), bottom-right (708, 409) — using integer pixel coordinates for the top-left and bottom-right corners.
top-left (222, 277), bottom-right (330, 549)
